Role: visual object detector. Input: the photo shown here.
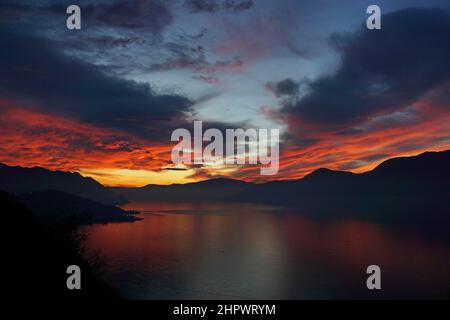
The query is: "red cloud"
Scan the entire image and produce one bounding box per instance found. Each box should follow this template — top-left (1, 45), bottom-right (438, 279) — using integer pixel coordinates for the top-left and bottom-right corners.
top-left (0, 101), bottom-right (173, 173)
top-left (0, 96), bottom-right (449, 186)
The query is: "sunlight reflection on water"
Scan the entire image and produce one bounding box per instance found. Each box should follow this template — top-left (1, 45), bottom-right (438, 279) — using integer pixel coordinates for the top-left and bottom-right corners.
top-left (81, 201), bottom-right (450, 299)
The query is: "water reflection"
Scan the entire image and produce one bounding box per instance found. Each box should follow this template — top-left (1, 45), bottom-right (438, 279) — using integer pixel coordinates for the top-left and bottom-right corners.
top-left (81, 202), bottom-right (450, 299)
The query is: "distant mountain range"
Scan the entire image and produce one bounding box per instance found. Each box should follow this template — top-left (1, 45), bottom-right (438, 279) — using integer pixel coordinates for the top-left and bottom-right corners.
top-left (114, 150), bottom-right (450, 201)
top-left (113, 150), bottom-right (450, 221)
top-left (0, 163), bottom-right (126, 205)
top-left (113, 177), bottom-right (251, 202)
top-left (0, 150), bottom-right (449, 223)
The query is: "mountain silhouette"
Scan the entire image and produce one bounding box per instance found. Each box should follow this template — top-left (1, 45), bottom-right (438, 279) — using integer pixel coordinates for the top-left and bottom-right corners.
top-left (18, 190), bottom-right (140, 224)
top-left (0, 163), bottom-right (126, 205)
top-left (1, 151), bottom-right (448, 223)
top-left (113, 177), bottom-right (250, 202)
top-left (113, 150), bottom-right (450, 222)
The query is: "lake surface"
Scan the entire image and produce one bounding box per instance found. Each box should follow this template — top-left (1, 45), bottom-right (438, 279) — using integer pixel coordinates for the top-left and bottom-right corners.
top-left (81, 201), bottom-right (450, 299)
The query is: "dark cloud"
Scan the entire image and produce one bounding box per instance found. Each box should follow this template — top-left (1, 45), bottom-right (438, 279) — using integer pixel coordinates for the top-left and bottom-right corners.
top-left (187, 27), bottom-right (208, 40)
top-left (0, 1), bottom-right (178, 76)
top-left (82, 36), bottom-right (139, 48)
top-left (146, 40), bottom-right (243, 74)
top-left (1, 0), bottom-right (174, 33)
top-left (0, 1), bottom-right (66, 24)
top-left (184, 0), bottom-right (253, 13)
top-left (163, 167), bottom-right (189, 171)
top-left (83, 0), bottom-right (173, 32)
top-left (223, 0), bottom-right (254, 13)
top-left (282, 8), bottom-right (450, 126)
top-left (0, 26), bottom-right (192, 140)
top-left (267, 78), bottom-right (300, 97)
top-left (147, 42), bottom-right (207, 71)
top-left (0, 2), bottom-right (31, 22)
top-left (185, 0), bottom-right (219, 13)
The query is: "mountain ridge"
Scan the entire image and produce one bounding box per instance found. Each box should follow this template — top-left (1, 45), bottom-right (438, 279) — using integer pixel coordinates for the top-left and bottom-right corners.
top-left (0, 163), bottom-right (126, 205)
top-left (111, 150), bottom-right (450, 209)
top-left (17, 190), bottom-right (140, 224)
top-left (1, 150), bottom-right (449, 207)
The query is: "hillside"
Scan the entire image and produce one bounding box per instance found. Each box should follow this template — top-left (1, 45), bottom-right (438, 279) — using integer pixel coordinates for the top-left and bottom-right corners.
top-left (0, 163), bottom-right (126, 205)
top-left (112, 150), bottom-right (450, 221)
top-left (18, 190), bottom-right (140, 224)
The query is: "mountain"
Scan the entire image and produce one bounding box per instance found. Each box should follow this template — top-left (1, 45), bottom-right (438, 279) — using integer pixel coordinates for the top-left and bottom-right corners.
top-left (369, 150), bottom-right (450, 179)
top-left (361, 150), bottom-right (450, 198)
top-left (17, 190), bottom-right (140, 224)
top-left (113, 177), bottom-right (251, 202)
top-left (0, 163), bottom-right (126, 205)
top-left (2, 151), bottom-right (448, 222)
top-left (113, 150), bottom-right (450, 221)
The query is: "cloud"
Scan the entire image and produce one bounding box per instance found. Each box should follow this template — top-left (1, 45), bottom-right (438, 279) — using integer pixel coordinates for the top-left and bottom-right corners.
top-left (0, 105), bottom-right (174, 173)
top-left (163, 167), bottom-right (190, 171)
top-left (193, 75), bottom-right (220, 84)
top-left (184, 0), bottom-right (253, 13)
top-left (222, 0), bottom-right (254, 13)
top-left (0, 0), bottom-right (175, 33)
top-left (266, 78), bottom-right (300, 97)
top-left (0, 1), bottom-right (180, 76)
top-left (281, 8), bottom-right (450, 127)
top-left (214, 13), bottom-right (311, 69)
top-left (146, 40), bottom-right (244, 74)
top-left (185, 0), bottom-right (219, 13)
top-left (0, 24), bottom-right (252, 180)
top-left (0, 26), bottom-right (192, 140)
top-left (82, 0), bottom-right (174, 32)
top-left (77, 36), bottom-right (140, 49)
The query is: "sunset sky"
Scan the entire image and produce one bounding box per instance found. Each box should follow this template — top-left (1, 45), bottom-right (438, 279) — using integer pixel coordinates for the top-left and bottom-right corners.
top-left (1, 0), bottom-right (449, 186)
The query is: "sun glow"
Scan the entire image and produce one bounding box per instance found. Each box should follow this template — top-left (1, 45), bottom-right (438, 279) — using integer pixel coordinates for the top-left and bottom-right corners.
top-left (78, 168), bottom-right (198, 187)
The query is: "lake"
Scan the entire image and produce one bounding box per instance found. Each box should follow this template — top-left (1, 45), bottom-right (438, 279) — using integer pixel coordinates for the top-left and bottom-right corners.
top-left (81, 201), bottom-right (450, 299)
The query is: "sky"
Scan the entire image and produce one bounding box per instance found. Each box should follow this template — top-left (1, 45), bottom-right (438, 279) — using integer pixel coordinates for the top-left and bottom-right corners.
top-left (0, 0), bottom-right (449, 186)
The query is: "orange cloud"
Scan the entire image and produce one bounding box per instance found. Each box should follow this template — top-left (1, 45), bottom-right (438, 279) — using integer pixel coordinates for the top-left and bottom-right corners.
top-left (0, 97), bottom-right (449, 186)
top-left (235, 104), bottom-right (450, 182)
top-left (0, 101), bottom-right (188, 186)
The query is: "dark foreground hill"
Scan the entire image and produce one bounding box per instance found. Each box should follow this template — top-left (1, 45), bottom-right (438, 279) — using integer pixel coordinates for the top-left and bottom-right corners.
top-left (0, 163), bottom-right (126, 205)
top-left (0, 191), bottom-right (118, 299)
top-left (18, 190), bottom-right (141, 224)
